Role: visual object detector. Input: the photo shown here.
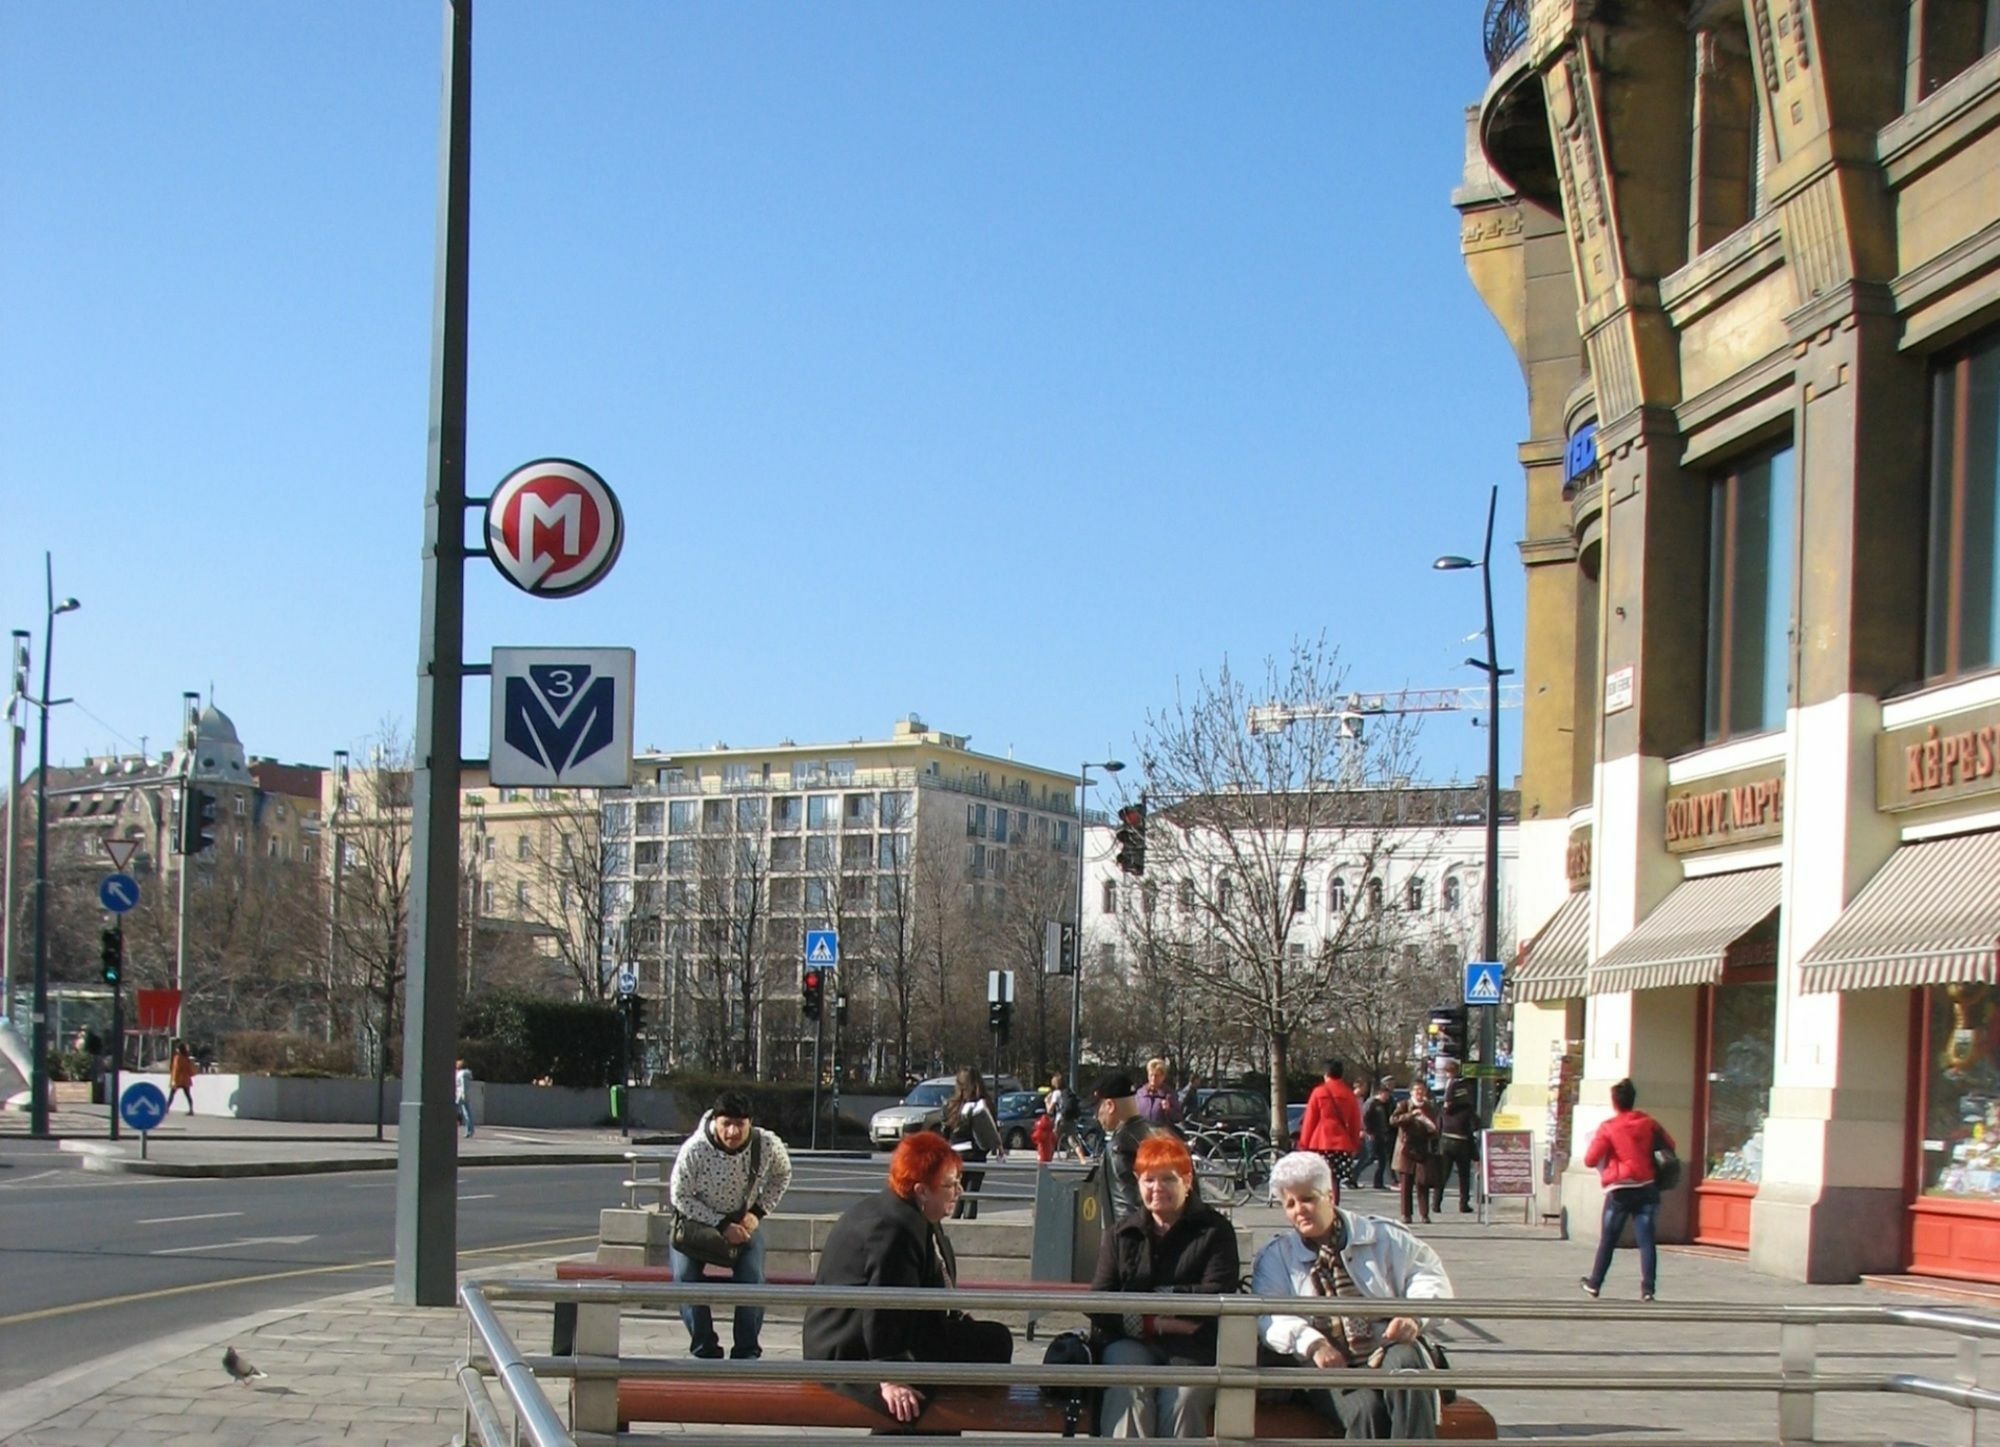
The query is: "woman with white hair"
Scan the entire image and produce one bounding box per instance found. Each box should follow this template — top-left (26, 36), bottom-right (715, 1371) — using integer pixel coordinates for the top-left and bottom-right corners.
top-left (1248, 1151), bottom-right (1454, 1440)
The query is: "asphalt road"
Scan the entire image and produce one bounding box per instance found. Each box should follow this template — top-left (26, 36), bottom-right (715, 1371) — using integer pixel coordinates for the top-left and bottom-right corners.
top-left (0, 1143), bottom-right (868, 1395)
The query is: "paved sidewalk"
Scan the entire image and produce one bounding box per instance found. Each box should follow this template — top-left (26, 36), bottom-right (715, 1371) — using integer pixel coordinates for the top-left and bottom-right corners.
top-left (1, 1183), bottom-right (1994, 1444)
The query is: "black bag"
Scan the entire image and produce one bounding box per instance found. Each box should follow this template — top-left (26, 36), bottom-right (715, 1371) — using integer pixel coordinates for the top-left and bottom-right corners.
top-left (1652, 1128), bottom-right (1683, 1190)
top-left (1416, 1336), bottom-right (1457, 1406)
top-left (670, 1131), bottom-right (763, 1269)
top-left (1040, 1331), bottom-right (1096, 1437)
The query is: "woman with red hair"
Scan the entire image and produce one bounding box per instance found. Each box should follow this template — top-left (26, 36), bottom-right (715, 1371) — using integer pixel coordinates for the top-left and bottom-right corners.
top-left (1088, 1133), bottom-right (1240, 1438)
top-left (803, 1131), bottom-right (1014, 1423)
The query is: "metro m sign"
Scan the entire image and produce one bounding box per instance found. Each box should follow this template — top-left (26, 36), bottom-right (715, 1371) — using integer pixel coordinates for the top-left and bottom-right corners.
top-left (485, 458), bottom-right (624, 597)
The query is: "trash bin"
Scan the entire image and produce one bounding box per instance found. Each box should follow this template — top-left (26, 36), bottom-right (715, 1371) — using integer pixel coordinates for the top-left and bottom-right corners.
top-left (610, 1084), bottom-right (625, 1123)
top-left (1032, 1165), bottom-right (1107, 1284)
top-left (91, 1075), bottom-right (106, 1105)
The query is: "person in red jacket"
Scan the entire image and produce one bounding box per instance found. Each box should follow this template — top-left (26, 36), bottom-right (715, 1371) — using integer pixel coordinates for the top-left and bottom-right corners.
top-left (1580, 1077), bottom-right (1675, 1301)
top-left (1296, 1060), bottom-right (1364, 1193)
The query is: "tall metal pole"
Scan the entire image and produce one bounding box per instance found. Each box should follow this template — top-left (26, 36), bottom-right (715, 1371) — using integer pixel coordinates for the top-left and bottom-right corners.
top-left (395, 0), bottom-right (472, 1308)
top-left (1067, 766), bottom-right (1088, 1090)
top-left (29, 556), bottom-right (67, 1138)
top-left (1477, 485), bottom-right (1502, 1128)
top-left (4, 631), bottom-right (28, 1024)
top-left (174, 692), bottom-right (198, 1036)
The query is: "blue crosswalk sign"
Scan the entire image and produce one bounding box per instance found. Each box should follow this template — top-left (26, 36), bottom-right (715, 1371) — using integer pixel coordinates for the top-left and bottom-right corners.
top-left (1463, 960), bottom-right (1504, 1006)
top-left (120, 1081), bottom-right (168, 1134)
top-left (804, 929), bottom-right (839, 968)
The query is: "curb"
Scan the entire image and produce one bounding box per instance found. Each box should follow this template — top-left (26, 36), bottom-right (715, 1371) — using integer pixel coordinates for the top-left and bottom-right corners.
top-left (58, 1140), bottom-right (633, 1177)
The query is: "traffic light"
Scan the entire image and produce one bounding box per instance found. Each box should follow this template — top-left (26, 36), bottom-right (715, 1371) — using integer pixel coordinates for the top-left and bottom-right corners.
top-left (1059, 922), bottom-right (1076, 975)
top-left (1427, 1006), bottom-right (1468, 1061)
top-left (8, 632), bottom-right (26, 705)
top-left (626, 994), bottom-right (648, 1038)
top-left (802, 967), bottom-right (824, 1022)
top-left (178, 788), bottom-right (219, 855)
top-left (988, 999), bottom-right (1012, 1042)
top-left (100, 926), bottom-right (123, 987)
top-left (1113, 800), bottom-right (1147, 876)
top-left (836, 992), bottom-right (849, 1026)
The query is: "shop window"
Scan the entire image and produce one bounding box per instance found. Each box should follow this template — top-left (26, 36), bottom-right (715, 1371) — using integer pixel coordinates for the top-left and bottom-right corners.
top-left (1701, 975), bottom-right (1776, 1185)
top-left (1704, 442), bottom-right (1796, 741)
top-left (1922, 984), bottom-right (2000, 1202)
top-left (1925, 332), bottom-right (2000, 679)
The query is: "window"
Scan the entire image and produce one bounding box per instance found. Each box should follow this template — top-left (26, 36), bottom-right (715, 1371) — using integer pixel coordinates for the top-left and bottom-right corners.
top-left (1443, 875), bottom-right (1462, 912)
top-left (772, 795), bottom-right (803, 831)
top-left (1705, 442), bottom-right (1796, 740)
top-left (807, 836), bottom-right (835, 870)
top-left (516, 835), bottom-right (531, 861)
top-left (878, 833), bottom-right (908, 870)
top-left (702, 799), bottom-right (729, 832)
top-left (1217, 876), bottom-right (1233, 912)
top-left (484, 835), bottom-right (495, 861)
top-left (1291, 878), bottom-right (1307, 914)
top-left (992, 808), bottom-right (1009, 843)
top-left (807, 795), bottom-right (832, 829)
top-left (481, 881), bottom-right (494, 912)
top-left (635, 802), bottom-right (663, 835)
top-left (721, 763), bottom-right (749, 788)
top-left (532, 787), bottom-right (552, 803)
top-left (827, 759), bottom-right (856, 784)
top-left (771, 877), bottom-right (800, 911)
top-left (1926, 332), bottom-right (2000, 679)
top-left (667, 840), bottom-right (695, 875)
top-left (844, 793), bottom-right (874, 828)
top-left (267, 837), bottom-right (279, 858)
top-left (967, 804), bottom-right (987, 838)
top-left (737, 797), bottom-right (765, 831)
top-left (516, 881), bottom-right (530, 909)
top-left (1287, 941), bottom-right (1306, 967)
top-left (842, 835), bottom-right (872, 867)
top-left (843, 875), bottom-right (870, 906)
top-left (1365, 877), bottom-right (1383, 913)
top-left (669, 800), bottom-right (695, 834)
top-left (969, 843), bottom-right (988, 875)
top-left (1406, 876), bottom-right (1425, 911)
top-left (805, 879), bottom-right (828, 911)
top-left (1101, 879), bottom-right (1117, 914)
top-left (635, 840), bottom-right (663, 869)
top-left (880, 791), bottom-right (912, 828)
top-left (498, 788), bottom-right (520, 803)
top-left (1178, 879), bottom-right (1195, 913)
top-left (793, 759), bottom-right (824, 785)
top-left (1056, 820), bottom-right (1071, 853)
top-left (1099, 942), bottom-right (1116, 970)
top-left (1329, 876), bottom-right (1348, 914)
top-left (771, 836), bottom-right (802, 870)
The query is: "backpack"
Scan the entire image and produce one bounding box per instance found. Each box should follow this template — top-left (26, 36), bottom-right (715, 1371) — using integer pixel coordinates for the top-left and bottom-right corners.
top-left (1039, 1331), bottom-right (1097, 1436)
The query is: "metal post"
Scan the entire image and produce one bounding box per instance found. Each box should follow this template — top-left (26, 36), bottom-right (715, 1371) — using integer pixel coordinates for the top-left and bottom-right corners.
top-left (108, 920), bottom-right (123, 1142)
top-left (30, 555), bottom-right (73, 1139)
top-left (395, 0), bottom-right (472, 1309)
top-left (829, 983), bottom-right (842, 1149)
top-left (4, 631), bottom-right (27, 1025)
top-left (809, 1005), bottom-right (824, 1151)
top-left (1477, 485), bottom-right (1502, 1127)
top-left (174, 692), bottom-right (197, 1036)
top-left (1068, 767), bottom-right (1087, 1089)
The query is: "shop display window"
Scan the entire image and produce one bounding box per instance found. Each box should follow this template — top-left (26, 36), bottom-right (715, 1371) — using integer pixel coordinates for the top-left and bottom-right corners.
top-left (1923, 984), bottom-right (2000, 1203)
top-left (1703, 978), bottom-right (1775, 1184)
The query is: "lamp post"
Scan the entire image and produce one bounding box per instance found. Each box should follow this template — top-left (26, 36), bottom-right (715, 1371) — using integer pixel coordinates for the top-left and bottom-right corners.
top-left (29, 555), bottom-right (81, 1138)
top-left (1434, 485), bottom-right (1512, 1127)
top-left (4, 631), bottom-right (29, 1029)
top-left (1068, 758), bottom-right (1123, 1088)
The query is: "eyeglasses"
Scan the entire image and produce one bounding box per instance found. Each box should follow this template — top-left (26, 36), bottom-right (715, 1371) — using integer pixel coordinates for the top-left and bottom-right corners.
top-left (933, 1177), bottom-right (965, 1194)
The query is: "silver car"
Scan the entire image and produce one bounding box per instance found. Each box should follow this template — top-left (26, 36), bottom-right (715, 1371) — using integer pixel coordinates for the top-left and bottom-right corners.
top-left (869, 1075), bottom-right (1023, 1148)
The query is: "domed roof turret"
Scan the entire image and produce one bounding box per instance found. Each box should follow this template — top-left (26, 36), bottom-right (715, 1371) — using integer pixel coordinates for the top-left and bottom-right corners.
top-left (195, 704), bottom-right (240, 745)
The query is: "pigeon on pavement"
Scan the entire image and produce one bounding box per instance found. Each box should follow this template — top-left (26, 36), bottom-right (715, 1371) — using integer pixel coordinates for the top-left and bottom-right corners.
top-left (222, 1347), bottom-right (266, 1386)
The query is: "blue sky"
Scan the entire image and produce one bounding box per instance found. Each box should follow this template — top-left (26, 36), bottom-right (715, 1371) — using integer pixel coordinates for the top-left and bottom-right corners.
top-left (2, 2), bottom-right (1528, 790)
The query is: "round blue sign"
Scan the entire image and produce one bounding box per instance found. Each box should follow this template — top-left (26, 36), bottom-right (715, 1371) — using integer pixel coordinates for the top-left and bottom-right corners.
top-left (99, 873), bottom-right (140, 914)
top-left (119, 1081), bottom-right (169, 1133)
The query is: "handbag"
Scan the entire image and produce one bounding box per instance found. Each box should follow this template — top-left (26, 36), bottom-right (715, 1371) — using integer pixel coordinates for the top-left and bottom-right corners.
top-left (1651, 1127), bottom-right (1683, 1190)
top-left (1416, 1337), bottom-right (1457, 1406)
top-left (1039, 1330), bottom-right (1097, 1436)
top-left (670, 1131), bottom-right (764, 1268)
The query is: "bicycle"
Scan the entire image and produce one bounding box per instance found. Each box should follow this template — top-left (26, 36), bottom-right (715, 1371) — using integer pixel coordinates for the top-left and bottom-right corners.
top-left (1188, 1127), bottom-right (1279, 1207)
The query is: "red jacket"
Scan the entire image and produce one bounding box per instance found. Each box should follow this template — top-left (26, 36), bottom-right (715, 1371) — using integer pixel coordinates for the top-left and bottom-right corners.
top-left (1584, 1108), bottom-right (1673, 1188)
top-left (1297, 1078), bottom-right (1363, 1154)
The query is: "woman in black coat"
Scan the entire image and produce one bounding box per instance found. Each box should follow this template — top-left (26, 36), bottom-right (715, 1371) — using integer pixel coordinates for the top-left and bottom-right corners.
top-left (1088, 1133), bottom-right (1241, 1438)
top-left (803, 1131), bottom-right (1013, 1424)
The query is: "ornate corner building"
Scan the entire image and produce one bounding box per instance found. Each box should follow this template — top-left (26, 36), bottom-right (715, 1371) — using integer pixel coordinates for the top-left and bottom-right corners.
top-left (1460, 0), bottom-right (2000, 1283)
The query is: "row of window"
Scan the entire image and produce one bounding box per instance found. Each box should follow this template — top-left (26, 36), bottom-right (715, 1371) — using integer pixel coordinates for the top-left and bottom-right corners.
top-left (1102, 872), bottom-right (1474, 916)
top-left (625, 831), bottom-right (914, 878)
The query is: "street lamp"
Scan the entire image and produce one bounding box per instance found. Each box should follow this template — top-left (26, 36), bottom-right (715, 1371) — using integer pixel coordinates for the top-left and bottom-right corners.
top-left (1434, 484), bottom-right (1512, 1127)
top-left (1069, 758), bottom-right (1124, 1088)
top-left (29, 554), bottom-right (80, 1138)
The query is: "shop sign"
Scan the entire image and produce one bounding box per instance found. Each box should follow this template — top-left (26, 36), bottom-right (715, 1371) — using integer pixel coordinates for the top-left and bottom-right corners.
top-left (1566, 824), bottom-right (1592, 892)
top-left (1877, 701), bottom-right (2000, 813)
top-left (1480, 1129), bottom-right (1537, 1198)
top-left (1664, 764), bottom-right (1786, 853)
top-left (1605, 666), bottom-right (1635, 716)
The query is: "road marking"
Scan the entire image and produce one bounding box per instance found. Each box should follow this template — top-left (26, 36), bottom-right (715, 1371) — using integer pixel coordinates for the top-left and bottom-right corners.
top-left (136, 1210), bottom-right (245, 1225)
top-left (150, 1233), bottom-right (317, 1256)
top-left (0, 1233), bottom-right (597, 1327)
top-left (459, 1193), bottom-right (496, 1201)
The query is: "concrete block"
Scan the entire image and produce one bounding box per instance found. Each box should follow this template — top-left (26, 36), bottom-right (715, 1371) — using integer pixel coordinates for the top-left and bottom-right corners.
top-left (594, 1243), bottom-right (650, 1267)
top-left (599, 1207), bottom-right (671, 1246)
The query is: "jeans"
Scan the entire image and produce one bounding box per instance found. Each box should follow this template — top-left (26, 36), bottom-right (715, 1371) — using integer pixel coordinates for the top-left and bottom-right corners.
top-left (1099, 1337), bottom-right (1214, 1438)
top-left (1586, 1184), bottom-right (1660, 1295)
top-left (1370, 1137), bottom-right (1393, 1189)
top-left (669, 1228), bottom-right (767, 1358)
top-left (456, 1099), bottom-right (474, 1137)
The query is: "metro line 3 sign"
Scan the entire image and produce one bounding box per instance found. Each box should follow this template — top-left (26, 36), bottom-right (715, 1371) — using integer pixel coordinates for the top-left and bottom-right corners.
top-left (1664, 765), bottom-right (1786, 854)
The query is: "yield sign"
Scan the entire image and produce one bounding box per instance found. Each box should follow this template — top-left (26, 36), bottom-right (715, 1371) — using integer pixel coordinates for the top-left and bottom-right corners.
top-left (102, 837), bottom-right (138, 872)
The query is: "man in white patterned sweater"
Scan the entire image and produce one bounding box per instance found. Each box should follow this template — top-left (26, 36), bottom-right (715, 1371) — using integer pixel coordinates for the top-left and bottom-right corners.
top-left (667, 1090), bottom-right (794, 1359)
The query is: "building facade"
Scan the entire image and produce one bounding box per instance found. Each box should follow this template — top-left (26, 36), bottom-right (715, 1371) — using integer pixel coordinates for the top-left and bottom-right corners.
top-left (1462, 0), bottom-right (2000, 1282)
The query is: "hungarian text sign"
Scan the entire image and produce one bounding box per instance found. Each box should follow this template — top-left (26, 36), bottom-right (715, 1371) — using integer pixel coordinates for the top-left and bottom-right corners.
top-left (1479, 1128), bottom-right (1536, 1198)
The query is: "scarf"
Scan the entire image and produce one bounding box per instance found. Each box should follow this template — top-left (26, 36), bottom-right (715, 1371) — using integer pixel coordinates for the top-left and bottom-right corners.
top-left (1305, 1218), bottom-right (1386, 1361)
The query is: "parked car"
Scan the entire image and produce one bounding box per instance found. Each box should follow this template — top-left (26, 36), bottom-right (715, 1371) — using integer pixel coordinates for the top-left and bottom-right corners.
top-left (995, 1090), bottom-right (1045, 1150)
top-left (869, 1075), bottom-right (1024, 1149)
top-left (1183, 1087), bottom-right (1272, 1135)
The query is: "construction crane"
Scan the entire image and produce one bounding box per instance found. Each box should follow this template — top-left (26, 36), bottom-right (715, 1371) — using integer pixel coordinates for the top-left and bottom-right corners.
top-left (1247, 685), bottom-right (1524, 738)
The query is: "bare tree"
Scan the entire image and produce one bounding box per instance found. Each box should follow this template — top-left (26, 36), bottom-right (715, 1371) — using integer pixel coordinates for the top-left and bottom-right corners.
top-left (1131, 637), bottom-right (1426, 1142)
top-left (507, 790), bottom-right (612, 1000)
top-left (988, 846), bottom-right (1072, 1082)
top-left (328, 731), bottom-right (413, 1139)
top-left (870, 811), bottom-right (922, 1083)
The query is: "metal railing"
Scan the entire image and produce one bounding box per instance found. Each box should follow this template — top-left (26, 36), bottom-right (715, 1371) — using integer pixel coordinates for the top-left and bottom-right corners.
top-left (1483, 0), bottom-right (1530, 73)
top-left (459, 1276), bottom-right (2000, 1447)
top-left (621, 1149), bottom-right (1081, 1210)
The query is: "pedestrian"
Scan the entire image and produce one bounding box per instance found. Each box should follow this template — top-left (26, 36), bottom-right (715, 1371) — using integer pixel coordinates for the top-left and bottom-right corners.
top-left (1046, 1071), bottom-right (1077, 1154)
top-left (1135, 1057), bottom-right (1182, 1128)
top-left (804, 1131), bottom-right (1014, 1424)
top-left (168, 1039), bottom-right (197, 1116)
top-left (1177, 1072), bottom-right (1204, 1120)
top-left (941, 1066), bottom-right (1003, 1220)
top-left (1362, 1080), bottom-right (1397, 1190)
top-left (1390, 1082), bottom-right (1441, 1225)
top-left (454, 1057), bottom-right (475, 1137)
top-left (1433, 1076), bottom-right (1480, 1215)
top-left (1093, 1072), bottom-right (1162, 1223)
top-left (1089, 1133), bottom-right (1240, 1438)
top-left (667, 1089), bottom-right (794, 1359)
top-left (1297, 1060), bottom-right (1364, 1193)
top-left (1580, 1077), bottom-right (1674, 1302)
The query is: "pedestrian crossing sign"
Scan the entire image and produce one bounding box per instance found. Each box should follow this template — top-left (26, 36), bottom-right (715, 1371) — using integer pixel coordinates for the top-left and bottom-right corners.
top-left (805, 929), bottom-right (839, 968)
top-left (1463, 960), bottom-right (1504, 1006)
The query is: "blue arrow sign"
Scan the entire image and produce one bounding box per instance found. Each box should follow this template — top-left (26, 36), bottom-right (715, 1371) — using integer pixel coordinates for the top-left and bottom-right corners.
top-left (804, 929), bottom-right (839, 968)
top-left (99, 873), bottom-right (140, 914)
top-left (120, 1081), bottom-right (168, 1134)
top-left (1463, 960), bottom-right (1505, 1006)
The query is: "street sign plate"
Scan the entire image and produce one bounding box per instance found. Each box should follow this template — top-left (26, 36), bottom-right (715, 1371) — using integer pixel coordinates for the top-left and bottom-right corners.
top-left (805, 929), bottom-right (839, 968)
top-left (120, 1081), bottom-right (168, 1133)
top-left (99, 873), bottom-right (140, 914)
top-left (489, 647), bottom-right (636, 787)
top-left (485, 457), bottom-right (624, 598)
top-left (987, 969), bottom-right (1014, 1005)
top-left (616, 963), bottom-right (638, 998)
top-left (102, 838), bottom-right (138, 872)
top-left (1463, 960), bottom-right (1504, 1006)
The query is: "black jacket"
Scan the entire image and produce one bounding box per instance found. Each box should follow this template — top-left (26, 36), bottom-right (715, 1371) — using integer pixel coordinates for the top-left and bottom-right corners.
top-left (1087, 1197), bottom-right (1240, 1363)
top-left (1362, 1095), bottom-right (1395, 1142)
top-left (803, 1189), bottom-right (960, 1366)
top-left (1439, 1084), bottom-right (1480, 1141)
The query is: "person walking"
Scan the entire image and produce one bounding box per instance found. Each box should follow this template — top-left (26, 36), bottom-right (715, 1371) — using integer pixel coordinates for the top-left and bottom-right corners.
top-left (1580, 1077), bottom-right (1674, 1301)
top-left (1046, 1071), bottom-right (1078, 1156)
top-left (167, 1040), bottom-right (197, 1116)
top-left (941, 1066), bottom-right (1003, 1220)
top-left (454, 1058), bottom-right (475, 1138)
top-left (1298, 1060), bottom-right (1364, 1193)
top-left (1390, 1082), bottom-right (1440, 1225)
top-left (667, 1090), bottom-right (794, 1359)
top-left (1362, 1081), bottom-right (1397, 1190)
top-left (1093, 1072), bottom-right (1162, 1223)
top-left (1432, 1077), bottom-right (1479, 1215)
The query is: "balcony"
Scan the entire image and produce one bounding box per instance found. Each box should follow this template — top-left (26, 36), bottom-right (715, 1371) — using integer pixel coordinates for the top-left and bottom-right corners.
top-left (1477, 0), bottom-right (1559, 213)
top-left (1483, 0), bottom-right (1527, 73)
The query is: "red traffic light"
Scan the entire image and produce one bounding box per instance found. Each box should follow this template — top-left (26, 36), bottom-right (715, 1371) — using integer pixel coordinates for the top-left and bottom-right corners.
top-left (804, 969), bottom-right (822, 991)
top-left (1117, 804), bottom-right (1144, 829)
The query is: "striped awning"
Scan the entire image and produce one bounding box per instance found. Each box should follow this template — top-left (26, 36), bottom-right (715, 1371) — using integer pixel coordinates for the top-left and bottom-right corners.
top-left (1589, 866), bottom-right (1781, 995)
top-left (1798, 830), bottom-right (2000, 993)
top-left (1512, 890), bottom-right (1592, 1002)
